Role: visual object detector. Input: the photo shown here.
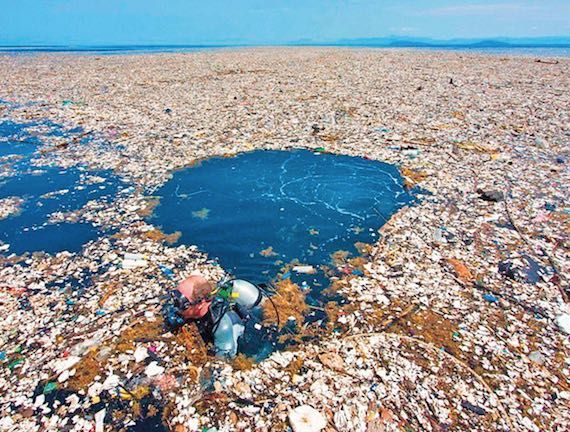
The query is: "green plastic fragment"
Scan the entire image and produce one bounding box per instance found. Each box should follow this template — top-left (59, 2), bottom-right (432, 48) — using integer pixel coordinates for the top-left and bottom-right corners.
top-left (314, 147), bottom-right (326, 153)
top-left (43, 381), bottom-right (58, 394)
top-left (7, 358), bottom-right (24, 371)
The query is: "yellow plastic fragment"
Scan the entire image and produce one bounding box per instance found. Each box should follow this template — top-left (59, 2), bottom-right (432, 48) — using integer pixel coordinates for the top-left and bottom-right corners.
top-left (119, 388), bottom-right (132, 400)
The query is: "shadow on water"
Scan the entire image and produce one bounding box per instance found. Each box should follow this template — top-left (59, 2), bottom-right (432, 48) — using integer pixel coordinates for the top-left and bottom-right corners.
top-left (151, 149), bottom-right (415, 359)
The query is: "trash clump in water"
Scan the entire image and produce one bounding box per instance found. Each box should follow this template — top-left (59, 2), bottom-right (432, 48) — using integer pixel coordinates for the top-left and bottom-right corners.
top-left (0, 118), bottom-right (122, 255)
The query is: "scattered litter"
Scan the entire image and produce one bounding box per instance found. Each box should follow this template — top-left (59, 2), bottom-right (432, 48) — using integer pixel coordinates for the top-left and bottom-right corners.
top-left (556, 314), bottom-right (570, 334)
top-left (461, 400), bottom-right (487, 416)
top-left (0, 49), bottom-right (568, 432)
top-left (528, 351), bottom-right (546, 365)
top-left (289, 405), bottom-right (327, 432)
top-left (133, 345), bottom-right (149, 363)
top-left (121, 252), bottom-right (148, 269)
top-left (293, 265), bottom-right (316, 274)
top-left (478, 189), bottom-right (505, 202)
top-left (145, 361), bottom-right (165, 377)
top-left (94, 408), bottom-right (106, 432)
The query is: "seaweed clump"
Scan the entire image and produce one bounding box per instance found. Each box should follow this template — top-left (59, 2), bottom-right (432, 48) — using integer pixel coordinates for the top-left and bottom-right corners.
top-left (262, 279), bottom-right (308, 329)
top-left (142, 228), bottom-right (181, 244)
top-left (400, 167), bottom-right (428, 189)
top-left (231, 353), bottom-right (255, 371)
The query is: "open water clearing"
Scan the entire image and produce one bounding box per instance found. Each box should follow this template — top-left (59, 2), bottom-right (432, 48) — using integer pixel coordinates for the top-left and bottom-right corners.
top-left (151, 149), bottom-right (414, 357)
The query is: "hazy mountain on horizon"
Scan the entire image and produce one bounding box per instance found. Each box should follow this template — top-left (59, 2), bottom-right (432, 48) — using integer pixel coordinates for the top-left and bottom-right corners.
top-left (300, 36), bottom-right (570, 48)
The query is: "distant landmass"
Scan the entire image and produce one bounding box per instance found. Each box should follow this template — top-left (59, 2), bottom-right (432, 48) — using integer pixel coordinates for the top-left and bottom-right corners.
top-left (296, 36), bottom-right (570, 48)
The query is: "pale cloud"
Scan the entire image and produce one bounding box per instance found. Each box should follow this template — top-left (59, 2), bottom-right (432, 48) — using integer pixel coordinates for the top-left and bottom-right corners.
top-left (390, 26), bottom-right (418, 34)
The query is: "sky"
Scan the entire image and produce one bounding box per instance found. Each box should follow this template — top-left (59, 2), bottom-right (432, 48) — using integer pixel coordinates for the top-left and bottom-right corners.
top-left (0, 0), bottom-right (569, 46)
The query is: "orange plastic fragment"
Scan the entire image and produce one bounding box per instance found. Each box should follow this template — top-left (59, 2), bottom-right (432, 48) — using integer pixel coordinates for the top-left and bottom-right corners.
top-left (447, 258), bottom-right (474, 283)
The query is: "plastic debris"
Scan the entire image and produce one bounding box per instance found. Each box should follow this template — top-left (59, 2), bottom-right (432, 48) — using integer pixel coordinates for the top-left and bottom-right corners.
top-left (528, 351), bottom-right (546, 365)
top-left (159, 264), bottom-right (175, 278)
top-left (33, 394), bottom-right (45, 408)
top-left (145, 361), bottom-right (165, 377)
top-left (121, 252), bottom-right (148, 269)
top-left (133, 345), bottom-right (149, 363)
top-left (318, 352), bottom-right (345, 372)
top-left (461, 400), bottom-right (487, 416)
top-left (43, 382), bottom-right (58, 394)
top-left (293, 265), bottom-right (316, 274)
top-left (94, 408), bottom-right (106, 432)
top-left (0, 49), bottom-right (568, 432)
top-left (556, 314), bottom-right (570, 334)
top-left (53, 356), bottom-right (81, 373)
top-left (7, 358), bottom-right (24, 371)
top-left (478, 189), bottom-right (505, 202)
top-left (289, 405), bottom-right (327, 432)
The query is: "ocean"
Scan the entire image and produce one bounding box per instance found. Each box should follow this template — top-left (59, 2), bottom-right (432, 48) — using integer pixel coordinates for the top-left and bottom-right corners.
top-left (0, 45), bottom-right (569, 57)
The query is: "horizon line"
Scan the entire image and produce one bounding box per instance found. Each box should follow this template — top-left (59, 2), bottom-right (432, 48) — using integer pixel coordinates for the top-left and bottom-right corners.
top-left (1, 35), bottom-right (570, 49)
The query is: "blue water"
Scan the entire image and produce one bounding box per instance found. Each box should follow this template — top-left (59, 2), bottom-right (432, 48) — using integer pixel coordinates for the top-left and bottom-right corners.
top-left (0, 117), bottom-right (122, 255)
top-left (0, 121), bottom-right (43, 156)
top-left (0, 45), bottom-right (230, 56)
top-left (0, 45), bottom-right (568, 57)
top-left (152, 149), bottom-right (413, 294)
